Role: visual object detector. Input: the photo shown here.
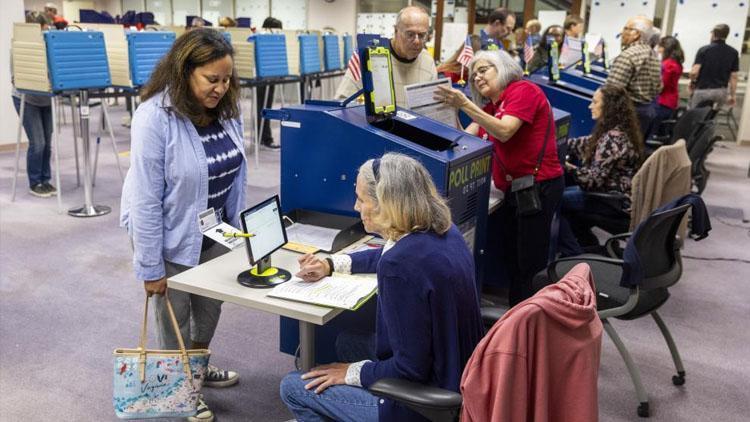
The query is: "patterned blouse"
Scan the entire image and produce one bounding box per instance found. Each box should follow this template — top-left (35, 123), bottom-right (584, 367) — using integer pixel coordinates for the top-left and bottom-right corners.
top-left (567, 127), bottom-right (640, 198)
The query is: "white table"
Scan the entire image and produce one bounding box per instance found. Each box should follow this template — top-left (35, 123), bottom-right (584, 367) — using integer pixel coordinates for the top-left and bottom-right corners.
top-left (168, 239), bottom-right (372, 371)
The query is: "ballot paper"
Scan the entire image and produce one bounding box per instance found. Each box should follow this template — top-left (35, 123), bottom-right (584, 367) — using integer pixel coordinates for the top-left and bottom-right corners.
top-left (403, 78), bottom-right (457, 128)
top-left (285, 223), bottom-right (341, 253)
top-left (268, 274), bottom-right (378, 310)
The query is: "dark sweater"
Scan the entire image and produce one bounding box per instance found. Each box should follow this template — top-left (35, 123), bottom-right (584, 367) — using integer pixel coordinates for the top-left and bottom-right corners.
top-left (350, 225), bottom-right (484, 421)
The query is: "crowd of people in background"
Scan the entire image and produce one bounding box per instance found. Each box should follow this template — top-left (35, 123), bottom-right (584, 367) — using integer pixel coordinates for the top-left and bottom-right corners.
top-left (9, 4), bottom-right (742, 420)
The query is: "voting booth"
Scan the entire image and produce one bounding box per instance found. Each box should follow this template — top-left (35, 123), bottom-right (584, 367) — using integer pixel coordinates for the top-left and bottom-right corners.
top-left (265, 40), bottom-right (494, 362)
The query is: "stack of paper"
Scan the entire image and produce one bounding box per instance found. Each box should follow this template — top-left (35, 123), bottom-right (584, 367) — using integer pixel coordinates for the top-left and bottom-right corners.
top-left (268, 274), bottom-right (377, 310)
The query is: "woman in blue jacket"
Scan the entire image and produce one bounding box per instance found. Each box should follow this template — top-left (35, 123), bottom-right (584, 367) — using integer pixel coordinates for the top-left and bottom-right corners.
top-left (280, 153), bottom-right (484, 421)
top-left (120, 29), bottom-right (246, 422)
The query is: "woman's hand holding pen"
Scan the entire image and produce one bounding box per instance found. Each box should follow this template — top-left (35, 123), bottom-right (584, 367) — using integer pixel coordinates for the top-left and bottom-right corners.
top-left (296, 253), bottom-right (330, 282)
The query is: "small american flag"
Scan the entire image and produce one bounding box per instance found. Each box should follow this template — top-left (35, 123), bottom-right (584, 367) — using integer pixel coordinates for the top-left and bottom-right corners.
top-left (457, 35), bottom-right (474, 67)
top-left (523, 35), bottom-right (534, 65)
top-left (347, 51), bottom-right (361, 82)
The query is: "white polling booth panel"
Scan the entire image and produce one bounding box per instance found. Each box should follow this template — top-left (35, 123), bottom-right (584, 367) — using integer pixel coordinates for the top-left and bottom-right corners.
top-left (672, 1), bottom-right (749, 67)
top-left (538, 10), bottom-right (566, 32)
top-left (588, 0), bottom-right (656, 57)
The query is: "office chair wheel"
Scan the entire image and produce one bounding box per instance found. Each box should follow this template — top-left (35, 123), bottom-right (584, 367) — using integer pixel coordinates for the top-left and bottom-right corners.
top-left (637, 402), bottom-right (650, 418)
top-left (672, 371), bottom-right (686, 386)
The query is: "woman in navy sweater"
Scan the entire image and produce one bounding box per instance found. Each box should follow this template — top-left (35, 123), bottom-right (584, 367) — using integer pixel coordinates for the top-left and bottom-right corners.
top-left (280, 153), bottom-right (484, 421)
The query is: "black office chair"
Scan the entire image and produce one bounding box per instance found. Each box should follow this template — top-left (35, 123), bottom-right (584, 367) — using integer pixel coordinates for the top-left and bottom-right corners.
top-left (646, 106), bottom-right (710, 153)
top-left (686, 121), bottom-right (723, 194)
top-left (545, 201), bottom-right (704, 417)
top-left (368, 379), bottom-right (462, 422)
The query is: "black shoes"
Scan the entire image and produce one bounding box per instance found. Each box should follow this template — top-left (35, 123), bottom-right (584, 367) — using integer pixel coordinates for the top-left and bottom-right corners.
top-left (261, 139), bottom-right (281, 149)
top-left (29, 182), bottom-right (57, 198)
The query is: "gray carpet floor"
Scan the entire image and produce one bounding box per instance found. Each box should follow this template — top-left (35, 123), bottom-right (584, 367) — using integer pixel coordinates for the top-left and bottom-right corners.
top-left (0, 99), bottom-right (749, 421)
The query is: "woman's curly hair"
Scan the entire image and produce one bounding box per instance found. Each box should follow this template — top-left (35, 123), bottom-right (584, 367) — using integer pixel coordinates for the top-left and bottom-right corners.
top-left (584, 85), bottom-right (644, 162)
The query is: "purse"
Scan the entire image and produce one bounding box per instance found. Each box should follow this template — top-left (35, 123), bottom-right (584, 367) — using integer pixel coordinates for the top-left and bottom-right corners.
top-left (112, 294), bottom-right (210, 419)
top-left (502, 101), bottom-right (554, 216)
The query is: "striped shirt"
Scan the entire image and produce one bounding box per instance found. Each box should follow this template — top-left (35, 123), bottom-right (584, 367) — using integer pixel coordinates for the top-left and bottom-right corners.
top-left (195, 120), bottom-right (243, 220)
top-left (606, 41), bottom-right (662, 105)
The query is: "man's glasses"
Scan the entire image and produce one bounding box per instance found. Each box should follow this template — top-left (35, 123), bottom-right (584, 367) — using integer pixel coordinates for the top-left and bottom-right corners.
top-left (402, 30), bottom-right (429, 42)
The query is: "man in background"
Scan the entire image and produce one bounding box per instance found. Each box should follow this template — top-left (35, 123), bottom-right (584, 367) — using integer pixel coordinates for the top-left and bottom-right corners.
top-left (335, 6), bottom-right (437, 108)
top-left (689, 24), bottom-right (739, 108)
top-left (481, 7), bottom-right (516, 50)
top-left (605, 15), bottom-right (662, 137)
top-left (564, 14), bottom-right (584, 40)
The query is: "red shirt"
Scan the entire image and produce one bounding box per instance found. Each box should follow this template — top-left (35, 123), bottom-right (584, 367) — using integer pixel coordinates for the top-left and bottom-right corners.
top-left (476, 80), bottom-right (563, 192)
top-left (658, 58), bottom-right (682, 109)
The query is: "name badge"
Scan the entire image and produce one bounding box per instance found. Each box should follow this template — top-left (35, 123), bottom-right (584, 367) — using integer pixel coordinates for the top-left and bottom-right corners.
top-left (198, 207), bottom-right (244, 250)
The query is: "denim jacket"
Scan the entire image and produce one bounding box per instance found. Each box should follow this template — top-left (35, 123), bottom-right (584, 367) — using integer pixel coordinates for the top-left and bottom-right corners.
top-left (120, 91), bottom-right (247, 281)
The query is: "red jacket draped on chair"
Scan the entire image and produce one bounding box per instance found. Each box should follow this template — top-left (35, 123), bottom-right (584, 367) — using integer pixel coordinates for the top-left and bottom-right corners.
top-left (461, 263), bottom-right (603, 422)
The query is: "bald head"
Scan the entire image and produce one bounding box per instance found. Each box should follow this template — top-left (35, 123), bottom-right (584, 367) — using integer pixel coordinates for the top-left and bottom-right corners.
top-left (393, 6), bottom-right (430, 60)
top-left (396, 6), bottom-right (430, 28)
top-left (622, 16), bottom-right (653, 46)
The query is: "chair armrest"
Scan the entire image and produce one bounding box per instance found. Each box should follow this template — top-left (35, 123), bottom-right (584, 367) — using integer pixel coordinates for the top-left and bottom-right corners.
top-left (480, 306), bottom-right (508, 328)
top-left (604, 232), bottom-right (632, 258)
top-left (547, 255), bottom-right (624, 281)
top-left (368, 378), bottom-right (463, 412)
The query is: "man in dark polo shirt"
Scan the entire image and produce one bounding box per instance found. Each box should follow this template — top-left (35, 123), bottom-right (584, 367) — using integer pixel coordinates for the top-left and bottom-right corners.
top-left (689, 24), bottom-right (740, 108)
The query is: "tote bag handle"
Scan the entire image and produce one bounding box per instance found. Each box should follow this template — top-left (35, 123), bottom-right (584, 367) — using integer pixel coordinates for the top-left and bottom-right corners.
top-left (138, 293), bottom-right (193, 382)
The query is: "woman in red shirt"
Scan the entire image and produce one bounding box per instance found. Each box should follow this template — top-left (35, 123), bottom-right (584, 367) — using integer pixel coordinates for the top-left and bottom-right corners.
top-left (436, 50), bottom-right (563, 306)
top-left (651, 36), bottom-right (684, 137)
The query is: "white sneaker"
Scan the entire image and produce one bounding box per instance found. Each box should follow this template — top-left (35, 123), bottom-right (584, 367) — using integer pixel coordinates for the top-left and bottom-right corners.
top-left (187, 395), bottom-right (214, 422)
top-left (203, 364), bottom-right (239, 388)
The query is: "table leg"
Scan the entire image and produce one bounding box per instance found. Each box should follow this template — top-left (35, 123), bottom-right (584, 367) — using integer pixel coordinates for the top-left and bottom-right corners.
top-left (299, 321), bottom-right (316, 371)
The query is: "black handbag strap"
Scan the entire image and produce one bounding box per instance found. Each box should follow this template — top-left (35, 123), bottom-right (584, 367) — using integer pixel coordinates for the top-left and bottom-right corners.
top-left (493, 100), bottom-right (554, 178)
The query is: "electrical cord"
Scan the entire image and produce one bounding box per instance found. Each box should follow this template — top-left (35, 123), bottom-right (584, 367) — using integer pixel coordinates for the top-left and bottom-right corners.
top-left (682, 255), bottom-right (750, 264)
top-left (681, 215), bottom-right (750, 263)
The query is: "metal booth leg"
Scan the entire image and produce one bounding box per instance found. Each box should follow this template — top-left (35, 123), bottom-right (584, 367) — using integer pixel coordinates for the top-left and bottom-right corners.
top-left (70, 94), bottom-right (81, 187)
top-left (11, 93), bottom-right (26, 201)
top-left (68, 90), bottom-right (111, 218)
top-left (101, 100), bottom-right (124, 181)
top-left (298, 321), bottom-right (316, 372)
top-left (51, 95), bottom-right (63, 213)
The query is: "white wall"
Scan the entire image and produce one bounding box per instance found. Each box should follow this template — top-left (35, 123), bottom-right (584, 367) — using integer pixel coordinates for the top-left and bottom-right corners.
top-left (1, 0), bottom-right (26, 146)
top-left (307, 0), bottom-right (356, 35)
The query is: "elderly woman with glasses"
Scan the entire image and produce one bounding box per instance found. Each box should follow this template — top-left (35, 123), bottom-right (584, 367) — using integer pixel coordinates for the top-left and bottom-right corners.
top-left (435, 50), bottom-right (564, 306)
top-left (279, 153), bottom-right (484, 422)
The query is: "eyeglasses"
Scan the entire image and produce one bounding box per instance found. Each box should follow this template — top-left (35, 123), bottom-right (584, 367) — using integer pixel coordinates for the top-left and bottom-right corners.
top-left (622, 26), bottom-right (638, 32)
top-left (401, 30), bottom-right (429, 42)
top-left (473, 65), bottom-right (495, 77)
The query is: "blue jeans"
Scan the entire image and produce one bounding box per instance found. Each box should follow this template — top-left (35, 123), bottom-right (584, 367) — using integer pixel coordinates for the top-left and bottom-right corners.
top-left (13, 96), bottom-right (53, 187)
top-left (558, 186), bottom-right (587, 256)
top-left (280, 331), bottom-right (379, 422)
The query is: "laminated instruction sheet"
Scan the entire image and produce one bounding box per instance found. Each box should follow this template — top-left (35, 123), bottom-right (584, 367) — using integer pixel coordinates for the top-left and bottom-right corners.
top-left (404, 78), bottom-right (457, 128)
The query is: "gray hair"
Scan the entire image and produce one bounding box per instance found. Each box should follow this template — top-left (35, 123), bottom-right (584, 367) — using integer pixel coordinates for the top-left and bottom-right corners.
top-left (630, 16), bottom-right (654, 42)
top-left (467, 50), bottom-right (523, 106)
top-left (358, 153), bottom-right (452, 239)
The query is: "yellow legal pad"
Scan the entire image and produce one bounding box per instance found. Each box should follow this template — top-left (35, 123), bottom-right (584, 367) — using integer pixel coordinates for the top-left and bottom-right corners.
top-left (282, 242), bottom-right (319, 255)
